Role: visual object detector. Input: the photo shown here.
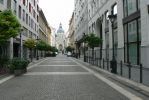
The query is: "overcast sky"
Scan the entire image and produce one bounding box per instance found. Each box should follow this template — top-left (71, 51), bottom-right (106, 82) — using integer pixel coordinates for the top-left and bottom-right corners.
top-left (39, 0), bottom-right (74, 32)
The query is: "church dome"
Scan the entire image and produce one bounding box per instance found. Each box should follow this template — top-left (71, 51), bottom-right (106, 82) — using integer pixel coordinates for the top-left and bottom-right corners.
top-left (57, 23), bottom-right (64, 33)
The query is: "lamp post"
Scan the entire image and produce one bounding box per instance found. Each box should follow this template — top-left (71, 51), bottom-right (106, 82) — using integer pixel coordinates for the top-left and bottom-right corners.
top-left (83, 33), bottom-right (86, 62)
top-left (20, 28), bottom-right (24, 58)
top-left (108, 14), bottom-right (117, 74)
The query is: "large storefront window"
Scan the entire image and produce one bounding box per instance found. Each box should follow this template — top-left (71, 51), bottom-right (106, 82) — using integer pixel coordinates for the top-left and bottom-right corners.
top-left (123, 0), bottom-right (140, 17)
top-left (124, 19), bottom-right (141, 65)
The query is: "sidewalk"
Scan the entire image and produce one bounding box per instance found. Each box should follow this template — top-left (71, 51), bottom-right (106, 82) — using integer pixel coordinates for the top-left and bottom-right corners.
top-left (75, 57), bottom-right (149, 96)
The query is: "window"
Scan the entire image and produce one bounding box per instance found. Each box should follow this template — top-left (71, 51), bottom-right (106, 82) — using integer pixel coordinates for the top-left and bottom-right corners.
top-left (37, 15), bottom-right (39, 22)
top-left (23, 0), bottom-right (25, 6)
top-left (0, 0), bottom-right (3, 4)
top-left (26, 13), bottom-right (28, 24)
top-left (37, 5), bottom-right (39, 12)
top-left (23, 27), bottom-right (28, 37)
top-left (29, 16), bottom-right (31, 26)
top-left (13, 0), bottom-right (17, 14)
top-left (34, 0), bottom-right (35, 6)
top-left (105, 11), bottom-right (109, 28)
top-left (127, 0), bottom-right (137, 15)
top-left (114, 29), bottom-right (118, 58)
top-left (29, 3), bottom-right (31, 13)
top-left (123, 0), bottom-right (140, 17)
top-left (113, 4), bottom-right (117, 15)
top-left (33, 10), bottom-right (35, 18)
top-left (124, 19), bottom-right (141, 65)
top-left (23, 9), bottom-right (25, 21)
top-left (18, 5), bottom-right (21, 19)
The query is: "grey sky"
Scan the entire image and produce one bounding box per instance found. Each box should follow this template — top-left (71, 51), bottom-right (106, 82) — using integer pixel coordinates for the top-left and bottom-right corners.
top-left (39, 0), bottom-right (74, 32)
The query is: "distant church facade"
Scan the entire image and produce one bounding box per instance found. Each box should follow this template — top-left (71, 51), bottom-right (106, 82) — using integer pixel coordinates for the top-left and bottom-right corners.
top-left (55, 23), bottom-right (66, 52)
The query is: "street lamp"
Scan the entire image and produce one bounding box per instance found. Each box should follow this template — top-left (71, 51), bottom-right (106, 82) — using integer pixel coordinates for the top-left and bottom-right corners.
top-left (83, 33), bottom-right (86, 62)
top-left (108, 14), bottom-right (117, 74)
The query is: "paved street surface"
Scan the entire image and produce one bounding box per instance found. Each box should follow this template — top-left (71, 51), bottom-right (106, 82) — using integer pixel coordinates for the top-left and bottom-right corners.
top-left (0, 54), bottom-right (147, 100)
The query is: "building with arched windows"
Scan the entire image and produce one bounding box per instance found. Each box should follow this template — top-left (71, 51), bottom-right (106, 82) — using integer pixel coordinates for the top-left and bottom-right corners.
top-left (74, 0), bottom-right (149, 77)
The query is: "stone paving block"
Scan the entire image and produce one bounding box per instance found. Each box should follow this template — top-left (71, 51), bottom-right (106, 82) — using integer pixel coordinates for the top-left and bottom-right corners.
top-left (28, 65), bottom-right (88, 72)
top-left (0, 75), bottom-right (128, 100)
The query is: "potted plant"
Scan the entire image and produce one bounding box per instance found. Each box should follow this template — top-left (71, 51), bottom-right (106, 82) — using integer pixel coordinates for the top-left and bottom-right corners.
top-left (9, 58), bottom-right (29, 76)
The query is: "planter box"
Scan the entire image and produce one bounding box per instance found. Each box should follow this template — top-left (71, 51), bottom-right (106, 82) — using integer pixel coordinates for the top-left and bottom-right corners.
top-left (14, 68), bottom-right (27, 76)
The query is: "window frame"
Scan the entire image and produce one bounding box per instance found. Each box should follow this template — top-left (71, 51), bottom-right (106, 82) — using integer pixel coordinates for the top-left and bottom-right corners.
top-left (123, 0), bottom-right (140, 17)
top-left (124, 18), bottom-right (141, 65)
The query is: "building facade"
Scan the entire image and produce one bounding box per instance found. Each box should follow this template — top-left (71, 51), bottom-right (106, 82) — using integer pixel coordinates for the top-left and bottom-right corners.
top-left (0, 0), bottom-right (7, 11)
top-left (74, 0), bottom-right (88, 57)
top-left (50, 27), bottom-right (56, 47)
top-left (47, 26), bottom-right (51, 45)
top-left (55, 23), bottom-right (66, 52)
top-left (6, 0), bottom-right (39, 59)
top-left (74, 0), bottom-right (149, 68)
top-left (68, 12), bottom-right (75, 49)
top-left (39, 9), bottom-right (48, 43)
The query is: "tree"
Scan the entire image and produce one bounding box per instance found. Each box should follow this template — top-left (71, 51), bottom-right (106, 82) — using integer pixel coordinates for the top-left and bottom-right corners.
top-left (0, 10), bottom-right (21, 69)
top-left (50, 46), bottom-right (58, 52)
top-left (66, 46), bottom-right (74, 52)
top-left (36, 40), bottom-right (52, 57)
top-left (36, 40), bottom-right (47, 51)
top-left (84, 33), bottom-right (102, 60)
top-left (24, 38), bottom-right (36, 61)
top-left (0, 10), bottom-right (21, 44)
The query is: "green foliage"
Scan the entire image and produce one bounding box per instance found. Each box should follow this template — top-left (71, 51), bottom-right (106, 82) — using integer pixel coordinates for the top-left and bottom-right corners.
top-left (44, 44), bottom-right (51, 51)
top-left (66, 46), bottom-right (74, 52)
top-left (9, 58), bottom-right (29, 70)
top-left (0, 10), bottom-right (21, 44)
top-left (50, 46), bottom-right (58, 52)
top-left (0, 57), bottom-right (9, 68)
top-left (36, 40), bottom-right (49, 51)
top-left (84, 33), bottom-right (102, 49)
top-left (24, 38), bottom-right (36, 49)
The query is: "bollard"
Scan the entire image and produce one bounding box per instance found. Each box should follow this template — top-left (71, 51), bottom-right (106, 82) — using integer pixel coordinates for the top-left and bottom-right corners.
top-left (140, 64), bottom-right (143, 83)
top-left (107, 60), bottom-right (109, 70)
top-left (99, 59), bottom-right (101, 68)
top-left (103, 59), bottom-right (105, 69)
top-left (128, 62), bottom-right (131, 79)
top-left (120, 61), bottom-right (123, 76)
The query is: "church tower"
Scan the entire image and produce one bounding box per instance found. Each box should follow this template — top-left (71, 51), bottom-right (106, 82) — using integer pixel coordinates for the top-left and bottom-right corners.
top-left (56, 23), bottom-right (65, 52)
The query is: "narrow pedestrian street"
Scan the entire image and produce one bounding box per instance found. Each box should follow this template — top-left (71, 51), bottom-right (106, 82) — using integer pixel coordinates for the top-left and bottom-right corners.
top-left (0, 54), bottom-right (148, 100)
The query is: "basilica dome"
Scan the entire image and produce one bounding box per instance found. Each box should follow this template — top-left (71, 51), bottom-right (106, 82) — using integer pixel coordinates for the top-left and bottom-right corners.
top-left (57, 23), bottom-right (64, 33)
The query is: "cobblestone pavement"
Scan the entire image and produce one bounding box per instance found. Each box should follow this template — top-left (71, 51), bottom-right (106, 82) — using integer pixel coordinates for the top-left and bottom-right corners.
top-left (0, 54), bottom-right (145, 100)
